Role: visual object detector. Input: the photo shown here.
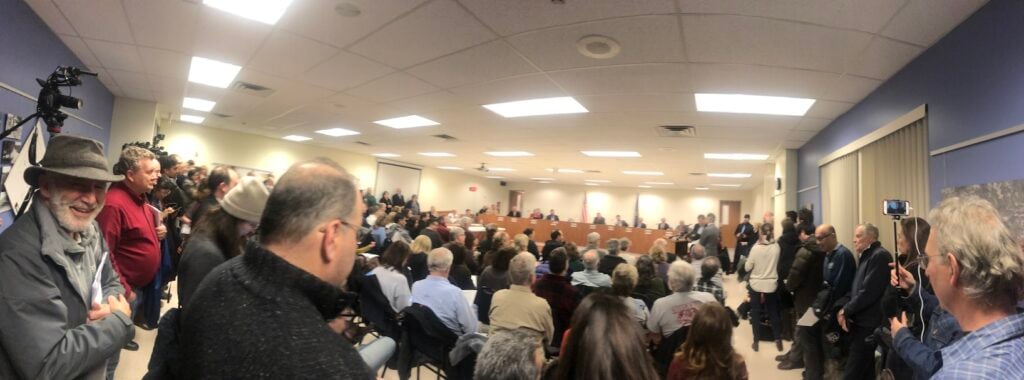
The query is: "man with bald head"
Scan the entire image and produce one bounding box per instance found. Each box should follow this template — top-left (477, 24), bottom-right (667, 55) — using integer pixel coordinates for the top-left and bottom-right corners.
top-left (179, 158), bottom-right (375, 378)
top-left (570, 249), bottom-right (611, 288)
top-left (839, 223), bottom-right (892, 380)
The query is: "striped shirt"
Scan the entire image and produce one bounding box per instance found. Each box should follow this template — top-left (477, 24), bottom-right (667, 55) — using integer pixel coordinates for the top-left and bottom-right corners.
top-left (933, 312), bottom-right (1024, 379)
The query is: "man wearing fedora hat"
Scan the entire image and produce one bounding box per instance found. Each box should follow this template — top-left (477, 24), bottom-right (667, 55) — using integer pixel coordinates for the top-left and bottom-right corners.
top-left (0, 135), bottom-right (134, 380)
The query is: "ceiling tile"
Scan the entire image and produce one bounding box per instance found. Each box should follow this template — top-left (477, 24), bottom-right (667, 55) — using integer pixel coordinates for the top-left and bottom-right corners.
top-left (689, 63), bottom-right (837, 99)
top-left (54, 0), bottom-right (134, 44)
top-left (192, 7), bottom-right (271, 65)
top-left (121, 87), bottom-right (155, 102)
top-left (460, 0), bottom-right (675, 36)
top-left (882, 0), bottom-right (987, 46)
top-left (387, 91), bottom-right (471, 114)
top-left (84, 39), bottom-right (144, 72)
top-left (548, 63), bottom-right (690, 95)
top-left (300, 51), bottom-right (394, 91)
top-left (677, 0), bottom-right (905, 33)
top-left (507, 15), bottom-right (685, 71)
top-left (92, 67), bottom-right (121, 95)
top-left (844, 37), bottom-right (923, 80)
top-left (25, 0), bottom-right (77, 35)
top-left (233, 69), bottom-right (291, 93)
top-left (124, 0), bottom-right (200, 53)
top-left (346, 72), bottom-right (439, 103)
top-left (212, 91), bottom-right (265, 117)
top-left (449, 74), bottom-right (565, 105)
top-left (57, 35), bottom-right (101, 69)
top-left (107, 69), bottom-right (151, 92)
top-left (821, 75), bottom-right (882, 103)
top-left (804, 100), bottom-right (855, 119)
top-left (406, 41), bottom-right (538, 89)
top-left (793, 117), bottom-right (833, 132)
top-left (276, 0), bottom-right (428, 48)
top-left (349, 0), bottom-right (496, 68)
top-left (247, 31), bottom-right (339, 79)
top-left (682, 14), bottom-right (873, 74)
top-left (138, 47), bottom-right (190, 80)
top-left (787, 129), bottom-right (819, 141)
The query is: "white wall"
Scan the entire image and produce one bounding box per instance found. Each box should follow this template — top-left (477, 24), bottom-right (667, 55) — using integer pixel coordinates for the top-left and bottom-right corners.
top-left (508, 181), bottom-right (755, 225)
top-left (773, 149), bottom-right (799, 227)
top-left (161, 121), bottom-right (503, 212)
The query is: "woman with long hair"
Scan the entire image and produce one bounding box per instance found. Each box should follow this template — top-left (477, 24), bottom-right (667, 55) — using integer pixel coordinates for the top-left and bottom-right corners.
top-left (743, 222), bottom-right (782, 352)
top-left (371, 240), bottom-right (412, 313)
top-left (405, 235), bottom-right (432, 286)
top-left (667, 302), bottom-right (748, 380)
top-left (178, 177), bottom-right (269, 308)
top-left (612, 264), bottom-right (650, 325)
top-left (552, 292), bottom-right (659, 380)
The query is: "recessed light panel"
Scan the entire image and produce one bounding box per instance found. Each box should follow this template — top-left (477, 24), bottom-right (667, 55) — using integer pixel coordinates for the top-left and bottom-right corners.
top-left (645, 182), bottom-right (675, 185)
top-left (486, 176), bottom-right (504, 179)
top-left (489, 168), bottom-right (515, 172)
top-left (315, 128), bottom-right (360, 137)
top-left (546, 168), bottom-right (584, 174)
top-left (711, 184), bottom-right (742, 187)
top-left (695, 93), bottom-right (816, 116)
top-left (638, 185), bottom-right (652, 188)
top-left (183, 97), bottom-right (215, 112)
top-left (623, 171), bottom-right (664, 176)
top-left (283, 135), bottom-right (311, 142)
top-left (203, 0), bottom-right (294, 25)
top-left (581, 151), bottom-right (641, 158)
top-left (418, 152), bottom-right (455, 157)
top-left (484, 151), bottom-right (533, 157)
top-left (531, 177), bottom-right (555, 181)
top-left (373, 153), bottom-right (400, 158)
top-left (188, 56), bottom-right (242, 88)
top-left (374, 115), bottom-right (440, 129)
top-left (585, 183), bottom-right (598, 186)
top-left (483, 96), bottom-right (588, 118)
top-left (585, 179), bottom-right (611, 183)
top-left (695, 187), bottom-right (710, 190)
top-left (438, 166), bottom-right (462, 170)
top-left (708, 173), bottom-right (752, 178)
top-left (704, 153), bottom-right (770, 161)
top-left (180, 114), bottom-right (205, 124)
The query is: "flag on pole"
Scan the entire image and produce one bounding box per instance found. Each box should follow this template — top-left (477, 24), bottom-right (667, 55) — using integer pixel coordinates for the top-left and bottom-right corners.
top-left (582, 191), bottom-right (588, 223)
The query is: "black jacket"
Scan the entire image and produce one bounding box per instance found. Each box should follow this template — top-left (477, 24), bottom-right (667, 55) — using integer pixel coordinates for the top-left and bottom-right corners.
top-left (844, 241), bottom-right (892, 329)
top-left (541, 240), bottom-right (564, 261)
top-left (545, 214), bottom-right (559, 221)
top-left (420, 228), bottom-right (443, 249)
top-left (507, 211), bottom-right (522, 217)
top-left (593, 217), bottom-right (606, 225)
top-left (391, 194), bottom-right (405, 207)
top-left (776, 230), bottom-right (801, 280)
top-left (598, 255), bottom-right (627, 276)
top-left (785, 237), bottom-right (825, 316)
top-left (179, 245), bottom-right (373, 379)
top-left (527, 240), bottom-right (539, 258)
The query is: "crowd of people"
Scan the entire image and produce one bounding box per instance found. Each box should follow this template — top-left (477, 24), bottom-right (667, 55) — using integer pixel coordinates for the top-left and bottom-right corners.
top-left (1, 135), bottom-right (1023, 380)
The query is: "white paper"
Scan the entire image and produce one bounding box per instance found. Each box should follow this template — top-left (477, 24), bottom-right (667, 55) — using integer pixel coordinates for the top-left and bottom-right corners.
top-left (796, 308), bottom-right (819, 327)
top-left (91, 251), bottom-right (108, 305)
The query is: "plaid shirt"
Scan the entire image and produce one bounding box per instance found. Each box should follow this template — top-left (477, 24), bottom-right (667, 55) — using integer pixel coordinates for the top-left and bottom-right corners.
top-left (933, 312), bottom-right (1024, 379)
top-left (532, 273), bottom-right (579, 337)
top-left (693, 278), bottom-right (725, 305)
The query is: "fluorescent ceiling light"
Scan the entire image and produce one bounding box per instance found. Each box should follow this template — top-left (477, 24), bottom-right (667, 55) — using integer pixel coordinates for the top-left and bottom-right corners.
top-left (638, 185), bottom-right (652, 188)
top-left (203, 0), bottom-right (294, 25)
top-left (695, 187), bottom-right (710, 190)
top-left (283, 135), bottom-right (311, 142)
top-left (483, 96), bottom-right (588, 118)
top-left (695, 93), bottom-right (816, 116)
top-left (418, 152), bottom-right (455, 157)
top-left (537, 181), bottom-right (552, 184)
top-left (708, 173), bottom-right (752, 178)
top-left (711, 184), bottom-right (742, 188)
top-left (645, 182), bottom-right (675, 185)
top-left (704, 153), bottom-right (770, 161)
top-left (315, 128), bottom-right (360, 137)
top-left (585, 179), bottom-right (611, 183)
top-left (180, 114), bottom-right (205, 124)
top-left (183, 97), bottom-right (215, 112)
top-left (623, 171), bottom-right (664, 176)
top-left (188, 56), bottom-right (242, 88)
top-left (373, 115), bottom-right (439, 129)
top-left (438, 166), bottom-right (462, 170)
top-left (488, 168), bottom-right (515, 172)
top-left (585, 183), bottom-right (598, 186)
top-left (373, 153), bottom-right (400, 158)
top-left (546, 168), bottom-right (584, 173)
top-left (581, 151), bottom-right (641, 158)
top-left (531, 177), bottom-right (555, 181)
top-left (486, 176), bottom-right (504, 179)
top-left (484, 151), bottom-right (533, 157)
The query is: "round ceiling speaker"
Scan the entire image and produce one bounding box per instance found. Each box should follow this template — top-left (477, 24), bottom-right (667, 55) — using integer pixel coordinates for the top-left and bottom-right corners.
top-left (576, 35), bottom-right (621, 59)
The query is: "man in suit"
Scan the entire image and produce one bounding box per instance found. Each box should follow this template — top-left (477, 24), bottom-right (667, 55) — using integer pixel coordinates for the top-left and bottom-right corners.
top-left (839, 223), bottom-right (891, 380)
top-left (698, 213), bottom-right (720, 258)
top-left (419, 219), bottom-right (444, 249)
top-left (391, 188), bottom-right (405, 207)
top-left (545, 209), bottom-right (559, 221)
top-left (657, 218), bottom-right (671, 230)
top-left (507, 206), bottom-right (522, 217)
top-left (693, 214), bottom-right (706, 237)
top-left (614, 215), bottom-right (628, 227)
top-left (592, 213), bottom-right (606, 225)
top-left (635, 218), bottom-right (647, 229)
top-left (732, 214), bottom-right (756, 274)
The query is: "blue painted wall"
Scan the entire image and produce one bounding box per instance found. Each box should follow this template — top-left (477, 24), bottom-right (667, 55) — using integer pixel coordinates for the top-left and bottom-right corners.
top-left (798, 0), bottom-right (1024, 224)
top-left (0, 0), bottom-right (115, 230)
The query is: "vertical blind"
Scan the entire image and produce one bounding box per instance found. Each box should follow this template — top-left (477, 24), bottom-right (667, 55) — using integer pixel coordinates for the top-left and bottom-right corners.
top-left (822, 153), bottom-right (860, 252)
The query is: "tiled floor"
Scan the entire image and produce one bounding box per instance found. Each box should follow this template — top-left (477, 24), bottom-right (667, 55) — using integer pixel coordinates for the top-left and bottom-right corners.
top-left (116, 268), bottom-right (803, 379)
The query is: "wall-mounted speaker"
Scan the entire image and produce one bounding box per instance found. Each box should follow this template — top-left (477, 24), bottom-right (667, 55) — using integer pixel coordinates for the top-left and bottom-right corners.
top-left (500, 181), bottom-right (507, 186)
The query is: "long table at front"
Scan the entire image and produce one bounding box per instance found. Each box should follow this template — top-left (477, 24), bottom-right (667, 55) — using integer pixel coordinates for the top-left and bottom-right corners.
top-left (477, 215), bottom-right (678, 254)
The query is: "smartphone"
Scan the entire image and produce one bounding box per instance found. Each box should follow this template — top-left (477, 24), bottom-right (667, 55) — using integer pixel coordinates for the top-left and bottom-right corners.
top-left (882, 199), bottom-right (909, 216)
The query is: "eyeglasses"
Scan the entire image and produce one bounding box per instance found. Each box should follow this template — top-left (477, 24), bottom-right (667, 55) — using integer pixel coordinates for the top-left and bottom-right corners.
top-left (919, 253), bottom-right (945, 268)
top-left (815, 232), bottom-right (835, 240)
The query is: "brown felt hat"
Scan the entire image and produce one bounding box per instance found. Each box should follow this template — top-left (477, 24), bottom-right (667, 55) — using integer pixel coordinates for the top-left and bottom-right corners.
top-left (23, 135), bottom-right (123, 187)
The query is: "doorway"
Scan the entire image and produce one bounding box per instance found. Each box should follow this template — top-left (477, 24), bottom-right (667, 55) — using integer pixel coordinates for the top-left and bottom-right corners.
top-left (508, 190), bottom-right (524, 216)
top-left (719, 200), bottom-right (742, 248)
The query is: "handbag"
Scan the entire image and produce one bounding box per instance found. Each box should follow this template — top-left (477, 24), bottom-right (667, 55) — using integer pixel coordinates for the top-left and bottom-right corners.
top-left (811, 285), bottom-right (832, 318)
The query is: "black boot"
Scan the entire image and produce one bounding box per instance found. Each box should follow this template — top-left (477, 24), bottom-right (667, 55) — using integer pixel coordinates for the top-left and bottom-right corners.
top-left (752, 341), bottom-right (759, 352)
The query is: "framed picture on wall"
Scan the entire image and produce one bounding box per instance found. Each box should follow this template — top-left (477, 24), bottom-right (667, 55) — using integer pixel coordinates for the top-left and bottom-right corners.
top-left (3, 114), bottom-right (23, 138)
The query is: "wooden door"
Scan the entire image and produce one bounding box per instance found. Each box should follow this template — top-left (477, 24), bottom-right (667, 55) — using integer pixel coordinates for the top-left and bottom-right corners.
top-left (719, 200), bottom-right (742, 248)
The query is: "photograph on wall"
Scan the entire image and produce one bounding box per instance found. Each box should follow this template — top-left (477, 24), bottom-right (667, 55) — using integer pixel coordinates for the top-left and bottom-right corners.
top-left (3, 113), bottom-right (23, 138)
top-left (941, 178), bottom-right (1024, 239)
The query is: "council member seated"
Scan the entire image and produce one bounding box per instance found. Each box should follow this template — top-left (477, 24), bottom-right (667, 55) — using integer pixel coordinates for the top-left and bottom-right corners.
top-left (592, 213), bottom-right (606, 225)
top-left (545, 209), bottom-right (559, 221)
top-left (507, 206), bottom-right (522, 218)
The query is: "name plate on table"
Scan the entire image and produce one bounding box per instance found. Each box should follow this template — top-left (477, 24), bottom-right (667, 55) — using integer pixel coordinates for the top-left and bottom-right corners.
top-left (570, 223), bottom-right (577, 227)
top-left (625, 228), bottom-right (633, 233)
top-left (511, 218), bottom-right (519, 222)
top-left (606, 226), bottom-right (615, 231)
top-left (645, 230), bottom-right (653, 235)
top-left (550, 222), bottom-right (559, 227)
top-left (530, 220), bottom-right (537, 225)
top-left (589, 225), bottom-right (597, 230)
top-left (497, 217), bottom-right (505, 222)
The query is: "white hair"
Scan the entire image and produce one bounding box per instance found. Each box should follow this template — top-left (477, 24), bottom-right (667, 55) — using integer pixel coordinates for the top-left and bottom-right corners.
top-left (427, 247), bottom-right (454, 272)
top-left (508, 252), bottom-right (537, 286)
top-left (667, 260), bottom-right (697, 293)
top-left (587, 232), bottom-right (601, 244)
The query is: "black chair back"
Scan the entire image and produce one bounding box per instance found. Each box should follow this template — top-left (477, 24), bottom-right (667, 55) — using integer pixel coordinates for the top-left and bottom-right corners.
top-left (357, 272), bottom-right (403, 340)
top-left (473, 286), bottom-right (496, 325)
top-left (654, 326), bottom-right (690, 377)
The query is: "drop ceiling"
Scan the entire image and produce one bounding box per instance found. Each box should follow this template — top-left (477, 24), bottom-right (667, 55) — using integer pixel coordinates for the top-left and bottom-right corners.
top-left (27, 0), bottom-right (987, 189)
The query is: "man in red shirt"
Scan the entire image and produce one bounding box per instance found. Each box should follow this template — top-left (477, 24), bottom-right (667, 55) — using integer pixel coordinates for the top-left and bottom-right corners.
top-left (95, 146), bottom-right (161, 377)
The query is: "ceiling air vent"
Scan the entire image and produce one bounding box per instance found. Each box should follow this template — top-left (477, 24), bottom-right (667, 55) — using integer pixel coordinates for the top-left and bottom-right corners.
top-left (353, 141), bottom-right (372, 146)
top-left (689, 172), bottom-right (706, 176)
top-left (211, 112), bottom-right (232, 118)
top-left (584, 169), bottom-right (601, 173)
top-left (657, 125), bottom-right (697, 138)
top-left (231, 81), bottom-right (275, 98)
top-left (432, 134), bottom-right (458, 141)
